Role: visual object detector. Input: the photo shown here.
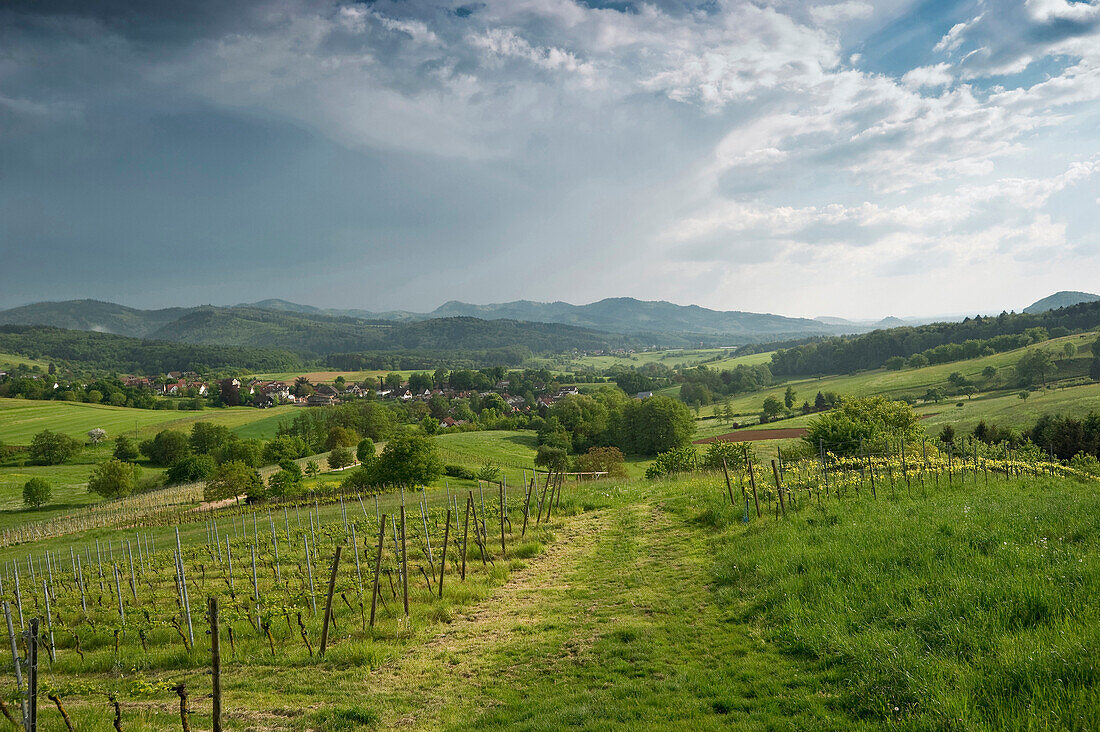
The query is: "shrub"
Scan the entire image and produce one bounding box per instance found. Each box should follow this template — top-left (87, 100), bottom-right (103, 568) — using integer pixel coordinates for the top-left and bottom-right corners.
top-left (804, 396), bottom-right (923, 456)
top-left (701, 441), bottom-right (748, 472)
top-left (443, 464), bottom-right (477, 480)
top-left (645, 445), bottom-right (698, 478)
top-left (535, 445), bottom-right (569, 472)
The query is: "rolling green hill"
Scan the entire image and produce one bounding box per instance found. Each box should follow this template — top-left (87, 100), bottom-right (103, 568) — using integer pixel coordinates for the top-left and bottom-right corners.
top-left (1024, 290), bottom-right (1100, 313)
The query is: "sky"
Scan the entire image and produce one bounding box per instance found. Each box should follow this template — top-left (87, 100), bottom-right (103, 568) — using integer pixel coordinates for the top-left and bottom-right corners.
top-left (1, 0), bottom-right (1098, 319)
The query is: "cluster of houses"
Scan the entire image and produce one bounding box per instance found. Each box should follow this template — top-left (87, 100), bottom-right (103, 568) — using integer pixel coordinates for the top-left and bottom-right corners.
top-left (121, 372), bottom-right (208, 396)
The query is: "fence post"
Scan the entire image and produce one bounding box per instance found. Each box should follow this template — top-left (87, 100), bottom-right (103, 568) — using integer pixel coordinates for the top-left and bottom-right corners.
top-left (27, 617), bottom-right (38, 732)
top-left (209, 598), bottom-right (222, 732)
top-left (319, 547), bottom-right (342, 657)
top-left (439, 509), bottom-right (451, 598)
top-left (370, 516), bottom-right (385, 628)
top-left (771, 460), bottom-right (786, 518)
top-left (399, 506), bottom-right (409, 617)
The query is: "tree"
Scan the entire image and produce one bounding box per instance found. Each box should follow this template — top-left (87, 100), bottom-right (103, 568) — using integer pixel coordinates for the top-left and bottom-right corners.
top-left (535, 445), bottom-right (570, 472)
top-left (908, 353), bottom-right (929, 368)
top-left (961, 385), bottom-right (978, 400)
top-left (884, 356), bottom-right (905, 371)
top-left (575, 444), bottom-right (629, 477)
top-left (626, 395), bottom-right (696, 455)
top-left (1091, 358), bottom-right (1100, 382)
top-left (113, 436), bottom-right (140, 461)
top-left (29, 430), bottom-right (81, 465)
top-left (22, 478), bottom-right (51, 509)
top-left (204, 461), bottom-right (263, 503)
top-left (982, 366), bottom-right (997, 381)
top-left (140, 430), bottom-right (191, 466)
top-left (190, 422), bottom-right (231, 454)
top-left (263, 436), bottom-right (307, 465)
top-left (328, 446), bottom-right (354, 470)
top-left (166, 454), bottom-right (216, 484)
top-left (356, 438), bottom-right (376, 464)
top-left (1064, 342), bottom-right (1077, 358)
top-left (268, 460), bottom-right (304, 498)
top-left (814, 391), bottom-right (827, 411)
top-left (384, 373), bottom-right (403, 391)
top-left (372, 435), bottom-right (442, 487)
top-left (761, 396), bottom-right (784, 423)
top-left (292, 377), bottom-right (313, 397)
top-left (408, 372), bottom-right (433, 392)
top-left (783, 386), bottom-right (796, 410)
top-left (804, 396), bottom-right (923, 455)
top-left (939, 425), bottom-right (955, 444)
top-left (1017, 350), bottom-right (1056, 386)
top-left (923, 388), bottom-right (944, 403)
top-left (88, 459), bottom-right (141, 499)
top-left (87, 428), bottom-right (107, 446)
top-left (325, 426), bottom-right (360, 450)
top-left (1019, 390), bottom-right (1030, 401)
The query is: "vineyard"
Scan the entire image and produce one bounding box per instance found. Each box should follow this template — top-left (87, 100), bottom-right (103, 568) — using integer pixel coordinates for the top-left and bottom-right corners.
top-left (0, 443), bottom-right (1095, 729)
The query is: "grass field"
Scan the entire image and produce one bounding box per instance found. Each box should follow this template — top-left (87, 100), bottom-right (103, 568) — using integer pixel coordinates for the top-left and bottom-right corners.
top-left (0, 461), bottom-right (1093, 729)
top-left (0, 351), bottom-right (52, 371)
top-left (0, 398), bottom-right (298, 445)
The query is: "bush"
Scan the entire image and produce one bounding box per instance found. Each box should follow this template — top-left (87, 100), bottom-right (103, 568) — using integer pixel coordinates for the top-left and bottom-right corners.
top-left (443, 464), bottom-right (477, 480)
top-left (29, 430), bottom-right (81, 465)
top-left (804, 396), bottom-right (923, 456)
top-left (701, 441), bottom-right (748, 471)
top-left (88, 459), bottom-right (141, 499)
top-left (477, 460), bottom-right (502, 482)
top-left (645, 445), bottom-right (697, 478)
top-left (22, 478), bottom-right (51, 509)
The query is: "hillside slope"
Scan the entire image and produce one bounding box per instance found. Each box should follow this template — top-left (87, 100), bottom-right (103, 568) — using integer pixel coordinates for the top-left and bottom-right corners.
top-left (1024, 290), bottom-right (1100, 313)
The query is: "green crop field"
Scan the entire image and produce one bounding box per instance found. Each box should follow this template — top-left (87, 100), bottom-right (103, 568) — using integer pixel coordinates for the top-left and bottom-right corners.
top-left (0, 398), bottom-right (298, 446)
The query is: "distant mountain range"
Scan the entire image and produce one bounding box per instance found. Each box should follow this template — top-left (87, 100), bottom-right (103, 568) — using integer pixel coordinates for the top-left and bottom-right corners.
top-left (0, 291), bottom-right (1088, 357)
top-left (1023, 291), bottom-right (1100, 314)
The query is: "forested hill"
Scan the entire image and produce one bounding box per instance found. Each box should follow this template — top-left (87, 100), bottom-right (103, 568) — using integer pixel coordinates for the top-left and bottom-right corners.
top-left (0, 299), bottom-right (192, 338)
top-left (0, 325), bottom-right (302, 373)
top-left (768, 300), bottom-right (1100, 376)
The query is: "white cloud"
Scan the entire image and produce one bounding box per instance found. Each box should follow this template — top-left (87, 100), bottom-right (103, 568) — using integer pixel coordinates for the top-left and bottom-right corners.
top-left (811, 2), bottom-right (875, 24)
top-left (901, 63), bottom-right (954, 88)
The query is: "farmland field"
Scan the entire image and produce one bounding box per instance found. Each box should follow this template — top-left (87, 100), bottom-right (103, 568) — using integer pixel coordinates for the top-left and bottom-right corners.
top-left (0, 398), bottom-right (298, 445)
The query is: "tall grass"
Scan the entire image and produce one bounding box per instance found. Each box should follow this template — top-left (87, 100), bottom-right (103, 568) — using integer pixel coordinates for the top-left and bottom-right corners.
top-left (706, 475), bottom-right (1100, 729)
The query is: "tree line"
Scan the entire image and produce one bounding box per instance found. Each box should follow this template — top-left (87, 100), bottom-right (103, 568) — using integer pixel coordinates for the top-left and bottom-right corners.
top-left (768, 301), bottom-right (1100, 376)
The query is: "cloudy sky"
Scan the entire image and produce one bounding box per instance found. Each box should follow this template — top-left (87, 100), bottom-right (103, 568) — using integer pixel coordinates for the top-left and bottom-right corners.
top-left (1, 0), bottom-right (1098, 318)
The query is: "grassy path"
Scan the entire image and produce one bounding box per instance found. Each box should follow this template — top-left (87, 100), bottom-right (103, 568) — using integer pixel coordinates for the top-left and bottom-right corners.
top-left (363, 494), bottom-right (858, 730)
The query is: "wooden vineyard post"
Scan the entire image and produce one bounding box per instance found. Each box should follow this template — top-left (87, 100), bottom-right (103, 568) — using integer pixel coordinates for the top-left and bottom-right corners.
top-left (438, 509), bottom-right (451, 598)
top-left (771, 460), bottom-right (786, 518)
top-left (745, 448), bottom-right (761, 517)
top-left (521, 478), bottom-right (533, 538)
top-left (498, 483), bottom-right (506, 558)
top-left (209, 598), bottom-right (222, 732)
top-left (319, 546), bottom-right (342, 657)
top-left (461, 496), bottom-right (471, 581)
top-left (174, 684), bottom-right (191, 732)
top-left (721, 457), bottom-right (737, 507)
top-left (369, 515), bottom-right (385, 628)
top-left (399, 506), bottom-right (409, 617)
top-left (27, 617), bottom-right (38, 732)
